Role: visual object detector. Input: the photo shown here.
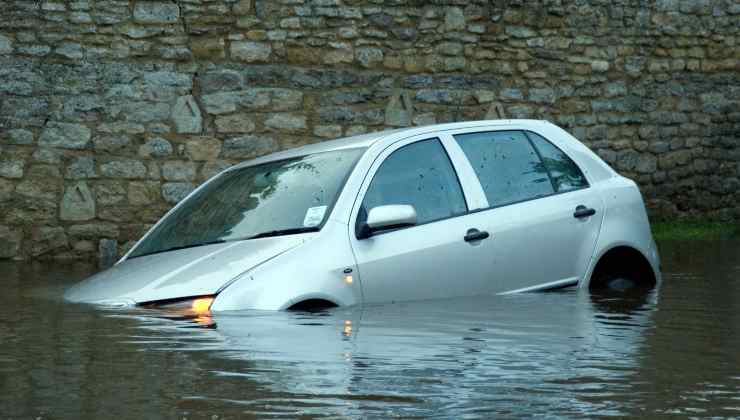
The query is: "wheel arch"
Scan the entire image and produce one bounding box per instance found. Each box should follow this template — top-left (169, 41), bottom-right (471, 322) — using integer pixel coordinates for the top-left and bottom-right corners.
top-left (279, 292), bottom-right (344, 311)
top-left (585, 244), bottom-right (657, 290)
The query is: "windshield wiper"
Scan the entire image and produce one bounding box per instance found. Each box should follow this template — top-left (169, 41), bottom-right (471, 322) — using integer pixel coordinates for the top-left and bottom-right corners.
top-left (130, 228), bottom-right (319, 259)
top-left (130, 239), bottom-right (227, 259)
top-left (246, 227), bottom-right (320, 240)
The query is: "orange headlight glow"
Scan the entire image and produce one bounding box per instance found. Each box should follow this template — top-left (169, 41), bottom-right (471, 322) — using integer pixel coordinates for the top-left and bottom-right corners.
top-left (191, 297), bottom-right (214, 314)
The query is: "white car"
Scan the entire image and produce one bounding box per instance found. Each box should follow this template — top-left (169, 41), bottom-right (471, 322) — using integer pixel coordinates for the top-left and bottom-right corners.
top-left (66, 120), bottom-right (660, 312)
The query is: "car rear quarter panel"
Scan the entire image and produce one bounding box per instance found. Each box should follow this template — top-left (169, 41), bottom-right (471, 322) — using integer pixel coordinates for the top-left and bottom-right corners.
top-left (581, 176), bottom-right (660, 288)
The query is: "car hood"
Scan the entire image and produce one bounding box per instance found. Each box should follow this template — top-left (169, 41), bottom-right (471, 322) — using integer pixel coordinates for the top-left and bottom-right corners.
top-left (64, 234), bottom-right (314, 305)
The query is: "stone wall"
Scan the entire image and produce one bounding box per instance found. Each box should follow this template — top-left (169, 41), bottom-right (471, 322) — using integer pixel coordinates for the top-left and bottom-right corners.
top-left (0, 0), bottom-right (738, 262)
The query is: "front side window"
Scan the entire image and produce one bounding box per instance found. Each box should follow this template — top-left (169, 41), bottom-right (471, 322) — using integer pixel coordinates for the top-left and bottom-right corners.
top-left (454, 130), bottom-right (554, 207)
top-left (130, 148), bottom-right (365, 258)
top-left (359, 138), bottom-right (467, 227)
top-left (527, 132), bottom-right (589, 192)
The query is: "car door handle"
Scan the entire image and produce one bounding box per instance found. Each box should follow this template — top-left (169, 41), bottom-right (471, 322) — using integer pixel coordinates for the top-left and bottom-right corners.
top-left (573, 205), bottom-right (596, 219)
top-left (464, 228), bottom-right (490, 242)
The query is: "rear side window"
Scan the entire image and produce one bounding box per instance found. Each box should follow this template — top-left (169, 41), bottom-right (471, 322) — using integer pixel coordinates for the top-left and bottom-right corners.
top-left (454, 131), bottom-right (554, 207)
top-left (527, 132), bottom-right (589, 193)
top-left (360, 138), bottom-right (467, 225)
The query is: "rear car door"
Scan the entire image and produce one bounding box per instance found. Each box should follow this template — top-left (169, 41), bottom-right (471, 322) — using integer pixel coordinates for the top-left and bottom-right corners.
top-left (349, 136), bottom-right (497, 304)
top-left (446, 129), bottom-right (604, 293)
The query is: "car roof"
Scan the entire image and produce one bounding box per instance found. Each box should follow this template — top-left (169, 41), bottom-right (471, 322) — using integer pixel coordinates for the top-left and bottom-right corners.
top-left (233, 119), bottom-right (547, 168)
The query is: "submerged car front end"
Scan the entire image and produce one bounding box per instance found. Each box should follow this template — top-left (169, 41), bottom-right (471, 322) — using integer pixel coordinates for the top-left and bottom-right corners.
top-left (64, 233), bottom-right (316, 309)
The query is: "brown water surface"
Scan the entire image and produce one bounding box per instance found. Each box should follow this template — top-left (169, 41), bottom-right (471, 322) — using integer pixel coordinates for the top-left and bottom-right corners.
top-left (1, 241), bottom-right (739, 419)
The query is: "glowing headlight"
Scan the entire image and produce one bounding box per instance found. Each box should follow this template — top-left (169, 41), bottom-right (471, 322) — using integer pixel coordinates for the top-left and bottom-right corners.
top-left (142, 295), bottom-right (215, 314)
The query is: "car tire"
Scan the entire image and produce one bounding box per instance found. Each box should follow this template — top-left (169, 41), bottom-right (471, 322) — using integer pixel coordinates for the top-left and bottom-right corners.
top-left (591, 271), bottom-right (651, 293)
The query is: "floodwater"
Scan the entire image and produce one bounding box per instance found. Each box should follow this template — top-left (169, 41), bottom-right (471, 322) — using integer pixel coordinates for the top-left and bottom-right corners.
top-left (1, 241), bottom-right (739, 419)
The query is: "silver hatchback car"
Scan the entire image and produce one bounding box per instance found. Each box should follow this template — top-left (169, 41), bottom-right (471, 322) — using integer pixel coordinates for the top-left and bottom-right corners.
top-left (66, 120), bottom-right (660, 313)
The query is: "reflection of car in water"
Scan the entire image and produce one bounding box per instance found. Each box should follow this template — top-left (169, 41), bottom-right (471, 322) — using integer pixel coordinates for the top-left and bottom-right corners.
top-left (66, 120), bottom-right (660, 312)
top-left (117, 290), bottom-right (658, 416)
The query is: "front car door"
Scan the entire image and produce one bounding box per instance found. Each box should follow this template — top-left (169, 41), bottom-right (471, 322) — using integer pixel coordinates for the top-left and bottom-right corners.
top-left (348, 136), bottom-right (496, 304)
top-left (444, 127), bottom-right (604, 293)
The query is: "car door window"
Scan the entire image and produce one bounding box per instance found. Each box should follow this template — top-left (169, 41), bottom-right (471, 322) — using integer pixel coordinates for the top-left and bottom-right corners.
top-left (454, 130), bottom-right (554, 207)
top-left (526, 132), bottom-right (589, 192)
top-left (360, 138), bottom-right (467, 226)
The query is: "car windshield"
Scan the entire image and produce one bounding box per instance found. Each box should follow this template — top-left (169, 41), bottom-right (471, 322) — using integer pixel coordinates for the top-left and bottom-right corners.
top-left (128, 148), bottom-right (366, 258)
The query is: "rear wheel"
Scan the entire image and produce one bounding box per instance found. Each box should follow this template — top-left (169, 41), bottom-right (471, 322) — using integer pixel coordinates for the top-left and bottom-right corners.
top-left (589, 273), bottom-right (653, 315)
top-left (588, 246), bottom-right (656, 292)
top-left (591, 271), bottom-right (649, 292)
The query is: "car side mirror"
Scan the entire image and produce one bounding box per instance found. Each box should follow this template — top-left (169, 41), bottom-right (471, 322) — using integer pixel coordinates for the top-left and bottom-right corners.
top-left (357, 204), bottom-right (417, 239)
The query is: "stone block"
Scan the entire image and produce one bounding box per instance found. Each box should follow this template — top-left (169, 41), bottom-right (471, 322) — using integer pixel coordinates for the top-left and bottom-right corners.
top-left (0, 179), bottom-right (13, 201)
top-left (445, 8), bottom-right (466, 31)
top-left (15, 177), bottom-right (59, 201)
top-left (201, 161), bottom-right (232, 179)
top-left (95, 182), bottom-right (127, 205)
top-left (60, 181), bottom-right (95, 221)
top-left (7, 129), bottom-right (34, 145)
top-left (162, 182), bottom-right (195, 204)
top-left (265, 113), bottom-right (307, 132)
top-left (133, 1), bottom-right (180, 24)
top-left (55, 43), bottom-right (83, 59)
top-left (202, 88), bottom-right (302, 114)
top-left (474, 90), bottom-right (496, 104)
top-left (0, 226), bottom-right (22, 259)
top-left (591, 60), bottom-right (610, 72)
top-left (98, 239), bottom-right (118, 268)
top-left (385, 90), bottom-right (413, 127)
top-left (172, 95), bottom-right (203, 134)
top-left (506, 26), bottom-right (536, 38)
top-left (186, 137), bottom-right (222, 161)
top-left (413, 113), bottom-right (437, 126)
top-left (636, 154), bottom-right (658, 174)
top-left (39, 122), bottom-right (91, 150)
top-left (93, 135), bottom-right (131, 153)
top-left (500, 88), bottom-right (524, 101)
top-left (162, 161), bottom-right (197, 181)
top-left (138, 137), bottom-right (173, 158)
top-left (346, 125), bottom-right (367, 136)
top-left (529, 87), bottom-right (556, 104)
top-left (314, 125), bottom-right (342, 139)
top-left (215, 114), bottom-right (256, 133)
top-left (17, 45), bottom-right (50, 56)
top-left (128, 181), bottom-right (161, 206)
top-left (231, 41), bottom-right (272, 62)
top-left (100, 160), bottom-right (147, 179)
top-left (144, 71), bottom-right (192, 90)
top-left (0, 35), bottom-right (12, 55)
top-left (29, 226), bottom-right (68, 257)
top-left (73, 240), bottom-right (95, 253)
top-left (324, 43), bottom-right (354, 64)
top-left (222, 135), bottom-right (279, 159)
top-left (68, 223), bottom-right (119, 239)
top-left (198, 70), bottom-right (244, 93)
top-left (233, 0), bottom-right (252, 15)
top-left (356, 47), bottom-right (384, 68)
top-left (0, 159), bottom-right (24, 179)
top-left (192, 37), bottom-right (225, 59)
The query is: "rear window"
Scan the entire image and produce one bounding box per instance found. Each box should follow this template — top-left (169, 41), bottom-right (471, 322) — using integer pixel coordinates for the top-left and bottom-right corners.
top-left (527, 132), bottom-right (589, 193)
